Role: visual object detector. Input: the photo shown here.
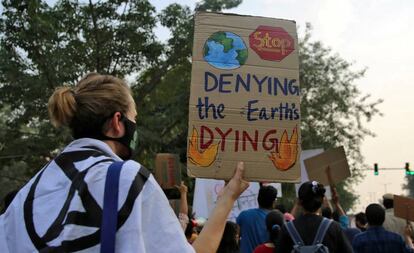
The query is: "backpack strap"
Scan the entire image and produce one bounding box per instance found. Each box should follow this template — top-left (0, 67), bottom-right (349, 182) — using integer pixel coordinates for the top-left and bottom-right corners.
top-left (286, 221), bottom-right (305, 246)
top-left (312, 218), bottom-right (332, 245)
top-left (100, 161), bottom-right (125, 253)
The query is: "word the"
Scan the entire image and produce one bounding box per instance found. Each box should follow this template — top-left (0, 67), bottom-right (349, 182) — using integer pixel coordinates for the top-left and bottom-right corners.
top-left (196, 97), bottom-right (225, 119)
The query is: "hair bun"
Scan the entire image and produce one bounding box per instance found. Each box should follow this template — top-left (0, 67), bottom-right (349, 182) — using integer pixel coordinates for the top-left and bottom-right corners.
top-left (48, 86), bottom-right (77, 128)
top-left (316, 185), bottom-right (326, 196)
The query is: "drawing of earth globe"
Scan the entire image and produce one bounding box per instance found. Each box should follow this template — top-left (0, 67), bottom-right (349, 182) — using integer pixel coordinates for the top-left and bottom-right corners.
top-left (203, 31), bottom-right (248, 70)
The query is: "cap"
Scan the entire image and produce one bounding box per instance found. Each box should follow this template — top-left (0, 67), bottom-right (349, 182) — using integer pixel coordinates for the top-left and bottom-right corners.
top-left (383, 193), bottom-right (394, 200)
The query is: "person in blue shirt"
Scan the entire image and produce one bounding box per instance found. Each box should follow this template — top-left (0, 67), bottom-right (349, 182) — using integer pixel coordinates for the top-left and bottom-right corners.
top-left (237, 185), bottom-right (277, 253)
top-left (352, 203), bottom-right (414, 253)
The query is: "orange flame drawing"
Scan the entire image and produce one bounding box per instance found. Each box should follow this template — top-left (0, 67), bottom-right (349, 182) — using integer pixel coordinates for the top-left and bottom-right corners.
top-left (268, 126), bottom-right (299, 171)
top-left (188, 127), bottom-right (219, 167)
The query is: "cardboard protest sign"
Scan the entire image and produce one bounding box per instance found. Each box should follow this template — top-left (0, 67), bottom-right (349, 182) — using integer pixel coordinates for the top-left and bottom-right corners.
top-left (303, 146), bottom-right (350, 186)
top-left (154, 153), bottom-right (181, 189)
top-left (294, 149), bottom-right (332, 199)
top-left (394, 195), bottom-right (414, 222)
top-left (187, 12), bottom-right (301, 182)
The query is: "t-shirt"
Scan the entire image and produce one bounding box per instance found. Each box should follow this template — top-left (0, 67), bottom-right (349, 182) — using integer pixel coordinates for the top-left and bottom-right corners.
top-left (253, 244), bottom-right (275, 253)
top-left (343, 227), bottom-right (361, 244)
top-left (0, 138), bottom-right (195, 253)
top-left (237, 208), bottom-right (269, 253)
top-left (352, 226), bottom-right (414, 253)
top-left (278, 214), bottom-right (353, 253)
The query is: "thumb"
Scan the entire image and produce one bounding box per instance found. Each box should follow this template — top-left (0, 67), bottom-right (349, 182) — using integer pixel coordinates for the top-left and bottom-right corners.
top-left (233, 161), bottom-right (245, 180)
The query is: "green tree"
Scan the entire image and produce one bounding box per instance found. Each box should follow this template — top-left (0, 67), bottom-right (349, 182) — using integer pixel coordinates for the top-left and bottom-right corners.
top-left (0, 0), bottom-right (243, 206)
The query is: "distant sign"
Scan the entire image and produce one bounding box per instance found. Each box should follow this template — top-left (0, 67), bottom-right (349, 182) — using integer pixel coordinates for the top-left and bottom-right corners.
top-left (154, 153), bottom-right (181, 189)
top-left (394, 195), bottom-right (414, 222)
top-left (193, 178), bottom-right (282, 221)
top-left (303, 146), bottom-right (350, 185)
top-left (187, 12), bottom-right (301, 182)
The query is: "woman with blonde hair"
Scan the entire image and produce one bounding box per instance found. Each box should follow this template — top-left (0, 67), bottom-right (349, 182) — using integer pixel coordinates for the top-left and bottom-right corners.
top-left (0, 73), bottom-right (249, 253)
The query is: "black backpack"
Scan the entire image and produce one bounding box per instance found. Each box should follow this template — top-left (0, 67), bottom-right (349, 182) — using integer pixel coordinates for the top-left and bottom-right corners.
top-left (285, 217), bottom-right (332, 253)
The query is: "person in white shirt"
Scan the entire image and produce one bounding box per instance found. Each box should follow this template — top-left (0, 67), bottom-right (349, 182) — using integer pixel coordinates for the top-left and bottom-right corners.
top-left (0, 73), bottom-right (249, 253)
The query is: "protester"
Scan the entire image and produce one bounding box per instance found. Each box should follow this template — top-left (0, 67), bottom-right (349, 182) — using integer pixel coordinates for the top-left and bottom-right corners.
top-left (352, 203), bottom-right (414, 253)
top-left (237, 185), bottom-right (277, 253)
top-left (355, 212), bottom-right (367, 232)
top-left (253, 210), bottom-right (284, 253)
top-left (382, 193), bottom-right (409, 237)
top-left (0, 73), bottom-right (250, 253)
top-left (278, 181), bottom-right (353, 253)
top-left (217, 221), bottom-right (240, 253)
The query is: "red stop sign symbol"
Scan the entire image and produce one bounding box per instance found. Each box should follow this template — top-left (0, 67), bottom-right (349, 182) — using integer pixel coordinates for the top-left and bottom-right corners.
top-left (249, 26), bottom-right (295, 62)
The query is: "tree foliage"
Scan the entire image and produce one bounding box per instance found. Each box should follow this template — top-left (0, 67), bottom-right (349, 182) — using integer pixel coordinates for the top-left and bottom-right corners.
top-left (0, 0), bottom-right (381, 210)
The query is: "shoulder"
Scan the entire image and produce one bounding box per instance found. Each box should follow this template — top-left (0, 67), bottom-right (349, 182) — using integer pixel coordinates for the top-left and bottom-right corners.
top-left (327, 218), bottom-right (343, 232)
top-left (352, 231), bottom-right (367, 243)
top-left (385, 230), bottom-right (405, 241)
top-left (121, 160), bottom-right (151, 181)
top-left (237, 208), bottom-right (258, 223)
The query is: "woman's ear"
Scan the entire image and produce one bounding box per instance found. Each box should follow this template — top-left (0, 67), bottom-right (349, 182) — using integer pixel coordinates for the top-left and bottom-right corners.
top-left (105, 112), bottom-right (124, 137)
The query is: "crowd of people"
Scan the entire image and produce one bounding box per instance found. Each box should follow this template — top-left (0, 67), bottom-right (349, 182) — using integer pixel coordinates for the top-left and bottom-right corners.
top-left (213, 184), bottom-right (414, 253)
top-left (0, 73), bottom-right (413, 253)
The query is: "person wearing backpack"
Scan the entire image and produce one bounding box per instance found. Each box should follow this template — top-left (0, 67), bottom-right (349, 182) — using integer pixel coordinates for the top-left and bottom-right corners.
top-left (278, 181), bottom-right (353, 253)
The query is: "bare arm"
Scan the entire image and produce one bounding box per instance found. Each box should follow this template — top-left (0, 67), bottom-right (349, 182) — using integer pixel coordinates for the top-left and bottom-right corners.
top-left (326, 166), bottom-right (345, 216)
top-left (176, 181), bottom-right (188, 216)
top-left (175, 181), bottom-right (189, 231)
top-left (192, 162), bottom-right (249, 253)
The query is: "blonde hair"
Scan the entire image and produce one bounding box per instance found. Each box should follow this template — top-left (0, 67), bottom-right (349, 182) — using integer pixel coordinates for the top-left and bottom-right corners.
top-left (48, 73), bottom-right (133, 138)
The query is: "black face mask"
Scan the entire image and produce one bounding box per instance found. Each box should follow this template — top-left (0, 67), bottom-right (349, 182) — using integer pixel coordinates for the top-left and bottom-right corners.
top-left (98, 114), bottom-right (137, 160)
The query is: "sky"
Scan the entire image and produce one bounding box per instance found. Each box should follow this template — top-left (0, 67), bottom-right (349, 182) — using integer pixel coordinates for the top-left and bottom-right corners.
top-left (1, 0), bottom-right (413, 212)
top-left (151, 0), bottom-right (414, 212)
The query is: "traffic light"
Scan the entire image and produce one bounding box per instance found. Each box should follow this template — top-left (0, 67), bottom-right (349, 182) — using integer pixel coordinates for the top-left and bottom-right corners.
top-left (405, 162), bottom-right (414, 175)
top-left (374, 163), bottom-right (379, 175)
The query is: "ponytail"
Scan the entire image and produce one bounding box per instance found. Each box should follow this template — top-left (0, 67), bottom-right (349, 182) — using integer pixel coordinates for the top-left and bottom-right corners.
top-left (48, 86), bottom-right (77, 127)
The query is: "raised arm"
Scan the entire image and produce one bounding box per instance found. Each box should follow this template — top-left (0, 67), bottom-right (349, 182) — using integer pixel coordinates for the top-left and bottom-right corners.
top-left (327, 167), bottom-right (348, 228)
top-left (175, 181), bottom-right (189, 231)
top-left (192, 162), bottom-right (249, 253)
